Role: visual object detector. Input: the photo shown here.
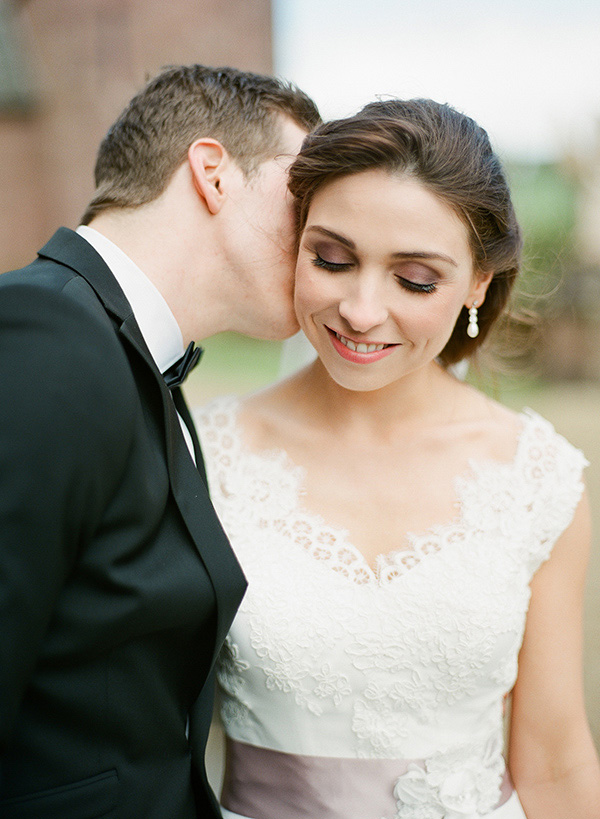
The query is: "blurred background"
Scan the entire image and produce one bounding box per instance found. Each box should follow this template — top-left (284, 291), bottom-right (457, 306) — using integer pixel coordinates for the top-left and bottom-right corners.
top-left (1, 0), bottom-right (598, 756)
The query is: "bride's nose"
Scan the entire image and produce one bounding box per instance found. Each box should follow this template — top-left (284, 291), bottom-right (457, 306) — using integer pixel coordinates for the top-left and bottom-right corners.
top-left (338, 279), bottom-right (388, 333)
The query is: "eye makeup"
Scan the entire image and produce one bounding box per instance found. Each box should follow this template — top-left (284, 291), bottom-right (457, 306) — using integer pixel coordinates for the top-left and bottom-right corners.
top-left (302, 224), bottom-right (453, 294)
top-left (303, 235), bottom-right (355, 270)
top-left (397, 277), bottom-right (437, 294)
top-left (393, 262), bottom-right (440, 294)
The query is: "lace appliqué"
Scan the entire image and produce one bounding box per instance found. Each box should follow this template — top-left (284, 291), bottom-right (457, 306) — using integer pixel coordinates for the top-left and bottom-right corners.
top-left (217, 636), bottom-right (252, 726)
top-left (197, 401), bottom-right (586, 589)
top-left (390, 735), bottom-right (505, 819)
top-left (195, 397), bottom-right (587, 773)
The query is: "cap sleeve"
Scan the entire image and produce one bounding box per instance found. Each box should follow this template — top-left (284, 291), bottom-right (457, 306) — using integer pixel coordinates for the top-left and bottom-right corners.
top-left (519, 411), bottom-right (588, 577)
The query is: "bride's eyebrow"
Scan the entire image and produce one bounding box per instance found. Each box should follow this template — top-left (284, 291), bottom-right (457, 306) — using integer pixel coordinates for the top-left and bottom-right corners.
top-left (304, 226), bottom-right (355, 249)
top-left (390, 251), bottom-right (458, 267)
top-left (305, 226), bottom-right (458, 267)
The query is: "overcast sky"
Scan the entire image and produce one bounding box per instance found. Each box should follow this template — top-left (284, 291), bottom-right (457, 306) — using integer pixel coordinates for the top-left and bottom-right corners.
top-left (273, 0), bottom-right (600, 161)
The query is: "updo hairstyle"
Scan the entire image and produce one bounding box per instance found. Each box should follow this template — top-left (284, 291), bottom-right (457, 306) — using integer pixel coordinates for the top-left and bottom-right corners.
top-left (287, 99), bottom-right (522, 365)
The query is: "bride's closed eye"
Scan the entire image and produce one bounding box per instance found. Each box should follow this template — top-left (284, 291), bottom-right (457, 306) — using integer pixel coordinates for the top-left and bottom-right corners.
top-left (305, 237), bottom-right (441, 293)
top-left (396, 277), bottom-right (437, 294)
top-left (394, 263), bottom-right (439, 294)
top-left (311, 252), bottom-right (353, 272)
top-left (304, 238), bottom-right (356, 272)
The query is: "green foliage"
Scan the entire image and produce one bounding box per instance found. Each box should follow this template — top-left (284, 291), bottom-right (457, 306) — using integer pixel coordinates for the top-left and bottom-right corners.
top-left (506, 161), bottom-right (577, 299)
top-left (185, 333), bottom-right (284, 404)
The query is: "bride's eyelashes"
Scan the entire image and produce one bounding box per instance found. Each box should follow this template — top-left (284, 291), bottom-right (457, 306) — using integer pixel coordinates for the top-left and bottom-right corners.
top-left (395, 277), bottom-right (437, 294)
top-left (309, 250), bottom-right (439, 295)
top-left (393, 262), bottom-right (440, 293)
top-left (310, 252), bottom-right (353, 272)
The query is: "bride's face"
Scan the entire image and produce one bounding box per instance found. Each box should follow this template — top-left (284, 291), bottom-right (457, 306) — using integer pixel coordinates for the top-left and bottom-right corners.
top-left (294, 169), bottom-right (492, 392)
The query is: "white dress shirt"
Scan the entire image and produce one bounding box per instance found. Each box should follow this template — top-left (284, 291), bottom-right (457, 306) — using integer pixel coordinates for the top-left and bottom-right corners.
top-left (76, 225), bottom-right (196, 461)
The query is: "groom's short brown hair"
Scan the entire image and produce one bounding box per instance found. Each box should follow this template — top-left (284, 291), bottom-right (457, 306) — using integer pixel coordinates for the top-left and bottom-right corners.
top-left (81, 64), bottom-right (320, 224)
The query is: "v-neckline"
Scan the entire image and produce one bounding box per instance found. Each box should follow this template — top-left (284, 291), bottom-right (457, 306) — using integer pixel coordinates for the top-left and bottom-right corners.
top-left (210, 396), bottom-right (535, 585)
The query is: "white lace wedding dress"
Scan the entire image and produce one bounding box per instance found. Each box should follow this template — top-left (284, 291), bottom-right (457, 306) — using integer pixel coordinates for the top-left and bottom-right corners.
top-left (194, 396), bottom-right (587, 819)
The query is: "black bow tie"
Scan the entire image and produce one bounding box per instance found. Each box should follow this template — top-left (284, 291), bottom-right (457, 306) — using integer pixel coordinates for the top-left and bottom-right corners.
top-left (163, 342), bottom-right (203, 389)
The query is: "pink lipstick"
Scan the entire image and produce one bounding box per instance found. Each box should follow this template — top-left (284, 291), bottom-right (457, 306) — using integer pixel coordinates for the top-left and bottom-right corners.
top-left (326, 327), bottom-right (397, 364)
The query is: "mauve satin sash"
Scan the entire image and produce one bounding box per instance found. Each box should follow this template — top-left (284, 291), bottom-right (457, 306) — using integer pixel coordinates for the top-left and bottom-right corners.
top-left (221, 738), bottom-right (514, 819)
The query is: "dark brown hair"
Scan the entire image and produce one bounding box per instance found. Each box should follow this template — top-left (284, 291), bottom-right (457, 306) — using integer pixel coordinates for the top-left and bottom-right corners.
top-left (81, 64), bottom-right (321, 224)
top-left (288, 99), bottom-right (522, 365)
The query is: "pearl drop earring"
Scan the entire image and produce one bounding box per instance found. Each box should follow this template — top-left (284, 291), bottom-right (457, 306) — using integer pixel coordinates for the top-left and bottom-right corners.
top-left (467, 302), bottom-right (479, 338)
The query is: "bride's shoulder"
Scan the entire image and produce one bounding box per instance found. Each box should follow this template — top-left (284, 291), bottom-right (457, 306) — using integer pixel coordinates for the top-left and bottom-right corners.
top-left (193, 381), bottom-right (301, 454)
top-left (447, 383), bottom-right (521, 460)
top-left (457, 384), bottom-right (586, 473)
top-left (236, 381), bottom-right (306, 453)
top-left (192, 393), bottom-right (240, 430)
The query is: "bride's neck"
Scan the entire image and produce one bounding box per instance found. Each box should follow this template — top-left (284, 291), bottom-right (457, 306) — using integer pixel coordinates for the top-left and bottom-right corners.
top-left (295, 359), bottom-right (460, 441)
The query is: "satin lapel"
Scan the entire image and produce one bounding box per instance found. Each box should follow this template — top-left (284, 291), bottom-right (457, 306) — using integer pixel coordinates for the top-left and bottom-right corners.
top-left (117, 315), bottom-right (247, 672)
top-left (172, 387), bottom-right (208, 486)
top-left (40, 229), bottom-right (246, 665)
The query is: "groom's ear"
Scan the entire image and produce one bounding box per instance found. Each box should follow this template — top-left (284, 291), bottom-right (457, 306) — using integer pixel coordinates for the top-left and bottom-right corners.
top-left (187, 138), bottom-right (228, 215)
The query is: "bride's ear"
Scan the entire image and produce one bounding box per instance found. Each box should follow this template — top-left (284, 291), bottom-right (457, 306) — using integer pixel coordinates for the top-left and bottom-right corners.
top-left (187, 138), bottom-right (228, 215)
top-left (465, 270), bottom-right (494, 310)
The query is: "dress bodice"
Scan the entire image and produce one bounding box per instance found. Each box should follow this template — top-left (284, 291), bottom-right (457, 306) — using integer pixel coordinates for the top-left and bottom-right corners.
top-left (194, 396), bottom-right (587, 818)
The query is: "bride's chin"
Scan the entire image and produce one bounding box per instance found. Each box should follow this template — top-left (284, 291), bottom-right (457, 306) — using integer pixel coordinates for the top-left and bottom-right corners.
top-left (314, 365), bottom-right (396, 394)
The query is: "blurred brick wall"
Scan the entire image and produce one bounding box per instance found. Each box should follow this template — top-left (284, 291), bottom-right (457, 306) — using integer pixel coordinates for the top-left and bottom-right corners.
top-left (0, 0), bottom-right (272, 271)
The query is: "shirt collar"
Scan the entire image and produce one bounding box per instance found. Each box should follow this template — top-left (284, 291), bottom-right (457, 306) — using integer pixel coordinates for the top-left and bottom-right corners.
top-left (76, 225), bottom-right (184, 373)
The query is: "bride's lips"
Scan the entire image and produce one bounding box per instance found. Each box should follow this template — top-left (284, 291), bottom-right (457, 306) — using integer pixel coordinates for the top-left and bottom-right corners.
top-left (326, 327), bottom-right (398, 364)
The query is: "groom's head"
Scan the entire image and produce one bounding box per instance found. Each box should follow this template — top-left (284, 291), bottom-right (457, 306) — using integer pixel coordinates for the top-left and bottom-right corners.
top-left (81, 64), bottom-right (320, 224)
top-left (80, 65), bottom-right (320, 342)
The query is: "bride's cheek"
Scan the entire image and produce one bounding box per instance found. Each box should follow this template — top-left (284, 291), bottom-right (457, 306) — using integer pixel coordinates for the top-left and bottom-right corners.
top-left (300, 267), bottom-right (336, 301)
top-left (294, 275), bottom-right (320, 313)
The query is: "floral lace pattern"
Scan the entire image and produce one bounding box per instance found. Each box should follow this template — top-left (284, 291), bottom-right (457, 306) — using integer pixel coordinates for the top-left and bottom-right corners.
top-left (194, 396), bottom-right (587, 813)
top-left (217, 636), bottom-right (252, 726)
top-left (391, 734), bottom-right (505, 819)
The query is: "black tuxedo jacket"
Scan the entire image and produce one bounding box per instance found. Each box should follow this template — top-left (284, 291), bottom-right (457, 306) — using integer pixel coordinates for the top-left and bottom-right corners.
top-left (0, 228), bottom-right (246, 818)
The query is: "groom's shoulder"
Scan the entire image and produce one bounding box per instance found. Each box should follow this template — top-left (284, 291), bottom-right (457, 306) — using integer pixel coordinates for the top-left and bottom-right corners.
top-left (3, 228), bottom-right (79, 281)
top-left (0, 251), bottom-right (135, 414)
top-left (1, 256), bottom-right (70, 296)
top-left (2, 227), bottom-right (106, 295)
top-left (2, 239), bottom-right (93, 303)
top-left (1, 242), bottom-right (114, 339)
